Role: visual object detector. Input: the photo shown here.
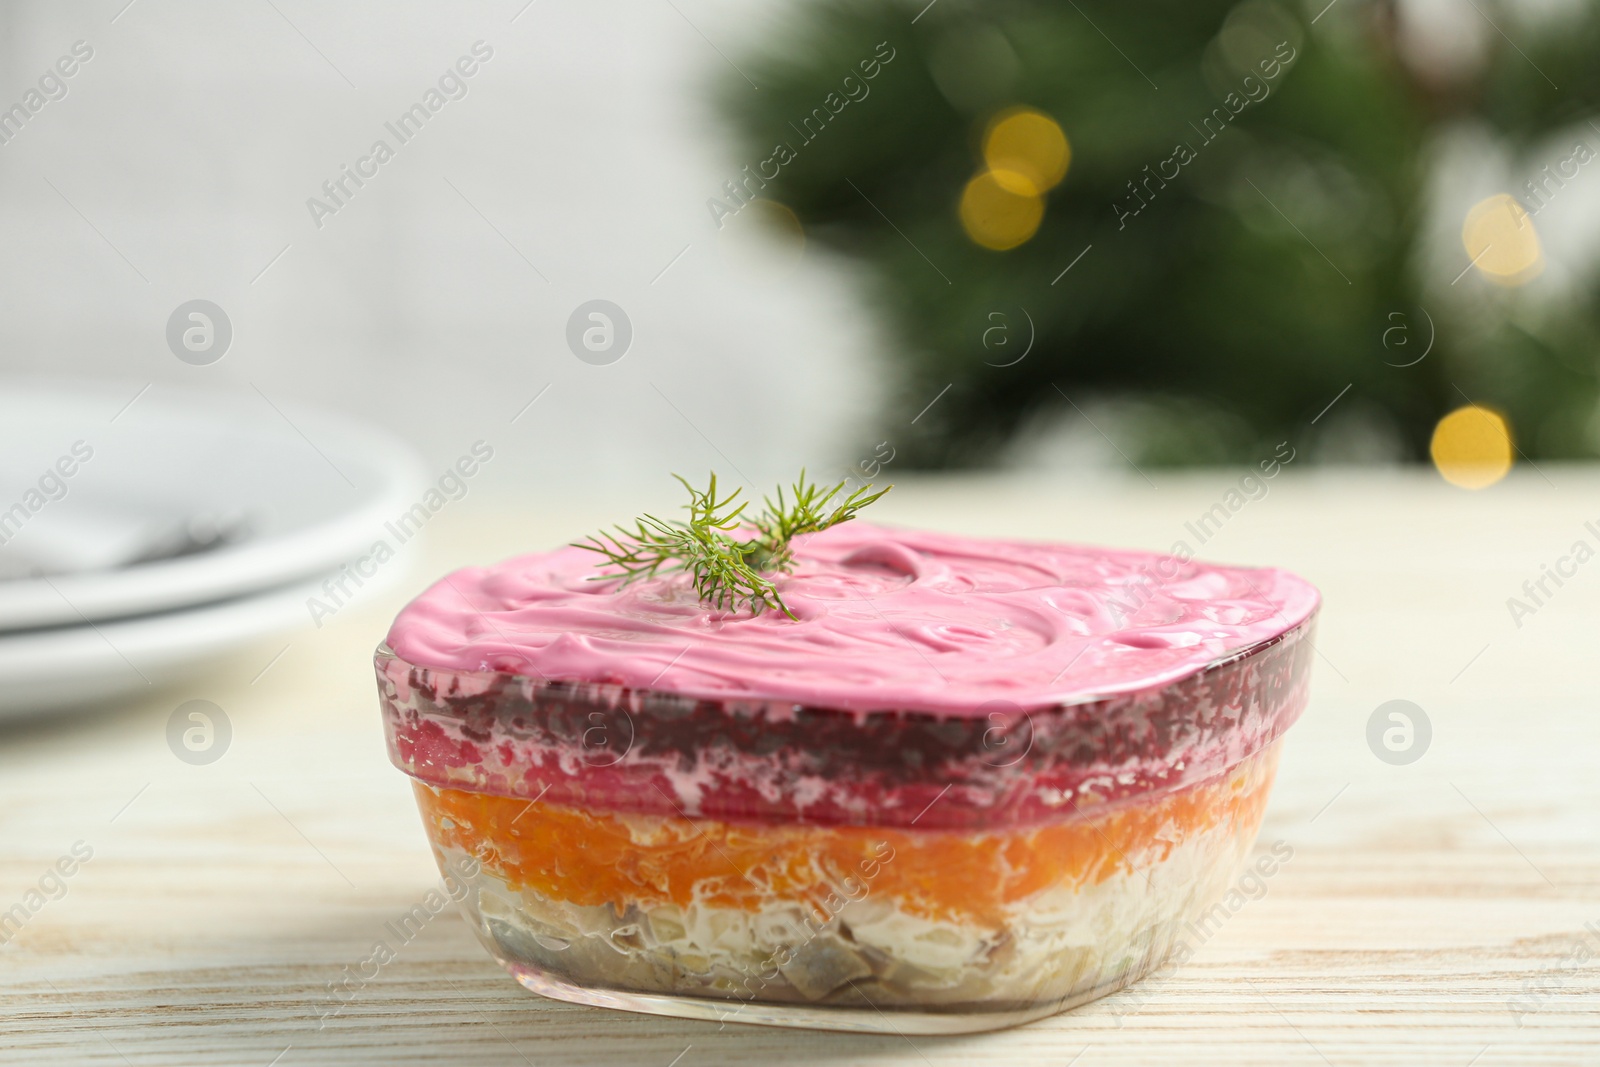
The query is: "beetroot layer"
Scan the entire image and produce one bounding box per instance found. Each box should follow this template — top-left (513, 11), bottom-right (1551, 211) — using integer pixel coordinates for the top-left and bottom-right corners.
top-left (376, 616), bottom-right (1314, 832)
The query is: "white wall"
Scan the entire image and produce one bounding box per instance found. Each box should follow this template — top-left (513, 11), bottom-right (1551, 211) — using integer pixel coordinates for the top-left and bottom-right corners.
top-left (0, 0), bottom-right (884, 497)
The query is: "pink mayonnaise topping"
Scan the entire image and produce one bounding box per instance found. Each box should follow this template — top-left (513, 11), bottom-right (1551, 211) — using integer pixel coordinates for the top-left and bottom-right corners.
top-left (385, 522), bottom-right (1318, 716)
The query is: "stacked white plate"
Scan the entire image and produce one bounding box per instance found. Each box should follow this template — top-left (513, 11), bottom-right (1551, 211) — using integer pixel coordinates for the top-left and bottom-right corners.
top-left (0, 382), bottom-right (424, 718)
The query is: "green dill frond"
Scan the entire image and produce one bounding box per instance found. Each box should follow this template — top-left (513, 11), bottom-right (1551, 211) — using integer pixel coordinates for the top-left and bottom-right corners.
top-left (746, 468), bottom-right (891, 573)
top-left (575, 469), bottom-right (890, 618)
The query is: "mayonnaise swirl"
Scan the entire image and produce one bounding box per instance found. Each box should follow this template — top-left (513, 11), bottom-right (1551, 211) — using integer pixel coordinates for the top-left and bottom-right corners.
top-left (386, 522), bottom-right (1318, 716)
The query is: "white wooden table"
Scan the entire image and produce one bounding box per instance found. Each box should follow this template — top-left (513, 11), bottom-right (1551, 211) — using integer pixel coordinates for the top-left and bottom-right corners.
top-left (4, 470), bottom-right (1598, 1065)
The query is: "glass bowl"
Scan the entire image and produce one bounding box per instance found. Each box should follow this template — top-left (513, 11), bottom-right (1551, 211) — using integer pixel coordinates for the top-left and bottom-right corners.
top-left (374, 614), bottom-right (1315, 1034)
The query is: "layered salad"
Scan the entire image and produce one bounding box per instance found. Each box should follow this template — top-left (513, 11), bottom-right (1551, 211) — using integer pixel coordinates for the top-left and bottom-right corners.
top-left (377, 501), bottom-right (1318, 1033)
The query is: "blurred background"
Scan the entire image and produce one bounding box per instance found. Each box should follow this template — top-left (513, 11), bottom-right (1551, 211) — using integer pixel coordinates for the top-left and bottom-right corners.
top-left (717, 0), bottom-right (1600, 475)
top-left (0, 0), bottom-right (879, 496)
top-left (5, 0), bottom-right (1597, 490)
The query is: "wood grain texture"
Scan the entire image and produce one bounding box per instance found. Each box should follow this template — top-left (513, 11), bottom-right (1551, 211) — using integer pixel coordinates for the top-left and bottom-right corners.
top-left (4, 470), bottom-right (1599, 1065)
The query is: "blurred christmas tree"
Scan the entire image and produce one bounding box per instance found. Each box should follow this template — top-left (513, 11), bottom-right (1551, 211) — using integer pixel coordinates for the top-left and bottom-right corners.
top-left (717, 0), bottom-right (1600, 469)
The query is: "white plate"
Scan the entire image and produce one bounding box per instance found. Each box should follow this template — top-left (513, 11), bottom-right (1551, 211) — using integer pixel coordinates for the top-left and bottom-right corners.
top-left (0, 566), bottom-right (403, 718)
top-left (0, 381), bottom-right (423, 632)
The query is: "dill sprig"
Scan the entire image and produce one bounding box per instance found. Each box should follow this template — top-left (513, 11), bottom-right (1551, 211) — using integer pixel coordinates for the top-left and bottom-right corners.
top-left (575, 470), bottom-right (890, 618)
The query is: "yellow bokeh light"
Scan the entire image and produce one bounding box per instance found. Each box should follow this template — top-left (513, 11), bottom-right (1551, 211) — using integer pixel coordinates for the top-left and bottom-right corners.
top-left (717, 198), bottom-right (805, 271)
top-left (1430, 405), bottom-right (1514, 489)
top-left (983, 108), bottom-right (1071, 195)
top-left (960, 170), bottom-right (1044, 250)
top-left (1462, 194), bottom-right (1544, 286)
